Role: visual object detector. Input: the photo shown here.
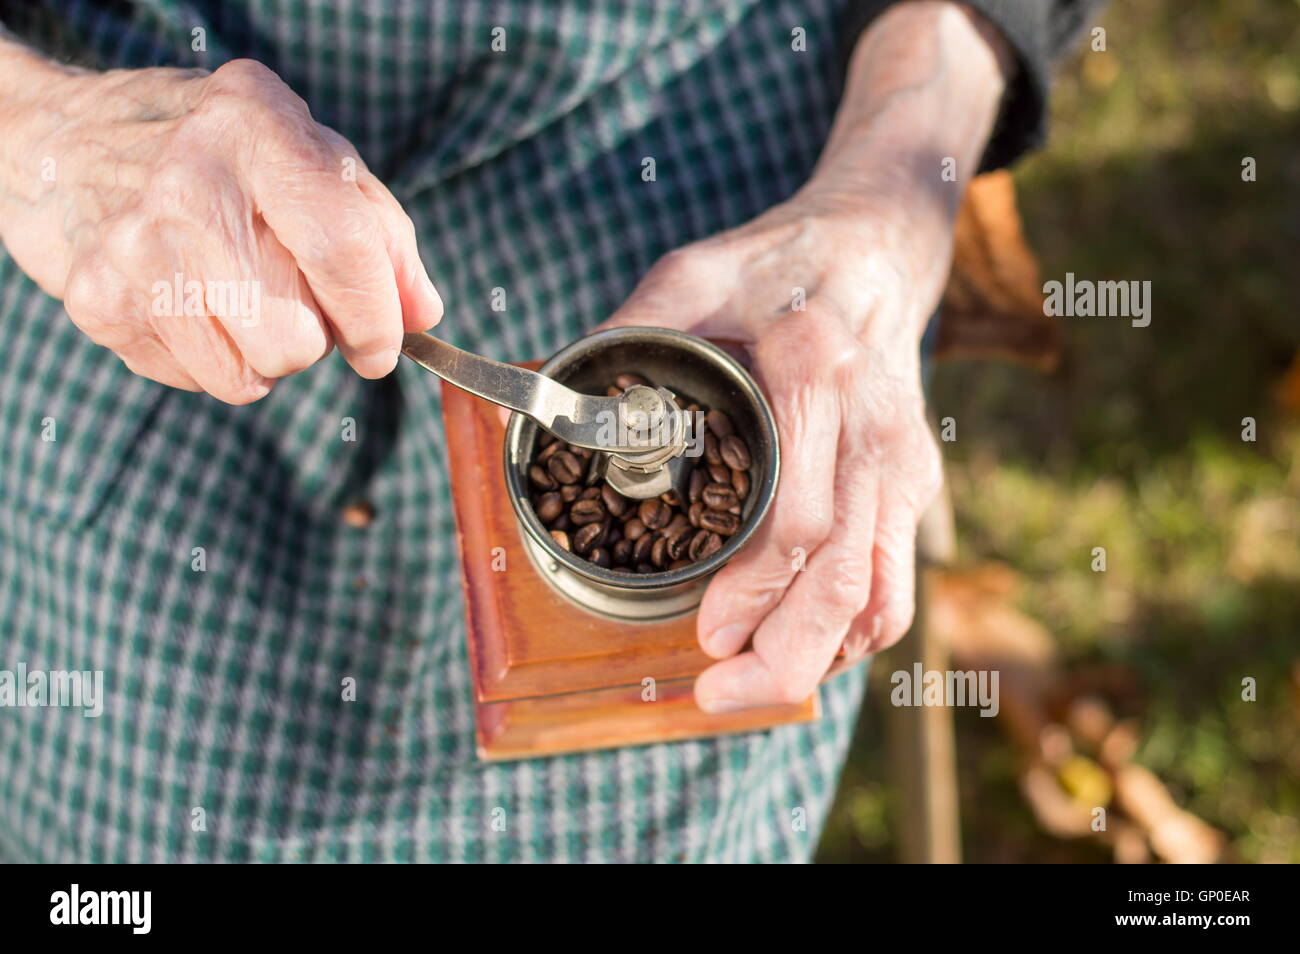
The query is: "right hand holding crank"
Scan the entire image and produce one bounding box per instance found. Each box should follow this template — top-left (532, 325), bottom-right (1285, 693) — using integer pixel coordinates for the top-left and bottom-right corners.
top-left (0, 53), bottom-right (442, 403)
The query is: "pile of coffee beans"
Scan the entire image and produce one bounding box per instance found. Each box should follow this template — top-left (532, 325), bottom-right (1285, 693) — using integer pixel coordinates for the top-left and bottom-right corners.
top-left (526, 371), bottom-right (753, 573)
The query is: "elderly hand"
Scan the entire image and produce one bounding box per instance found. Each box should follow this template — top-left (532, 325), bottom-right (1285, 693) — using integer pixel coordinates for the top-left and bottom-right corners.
top-left (601, 190), bottom-right (945, 711)
top-left (0, 55), bottom-right (441, 402)
top-left (600, 1), bottom-right (1011, 711)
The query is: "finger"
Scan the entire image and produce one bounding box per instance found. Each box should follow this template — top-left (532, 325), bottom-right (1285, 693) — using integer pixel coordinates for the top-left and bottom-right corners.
top-left (203, 226), bottom-right (334, 380)
top-left (111, 220), bottom-right (274, 403)
top-left (154, 311), bottom-right (274, 404)
top-left (695, 448), bottom-right (879, 713)
top-left (240, 136), bottom-right (404, 378)
top-left (354, 169), bottom-right (443, 333)
top-left (194, 60), bottom-right (405, 376)
top-left (821, 649), bottom-right (865, 683)
top-left (113, 334), bottom-right (203, 392)
top-left (695, 315), bottom-right (845, 659)
top-left (847, 492), bottom-right (922, 658)
top-left (822, 507), bottom-right (918, 683)
top-left (62, 249), bottom-right (203, 392)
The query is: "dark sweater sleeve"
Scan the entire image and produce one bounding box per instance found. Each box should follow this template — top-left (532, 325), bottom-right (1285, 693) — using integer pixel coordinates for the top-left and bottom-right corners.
top-left (841, 0), bottom-right (1107, 171)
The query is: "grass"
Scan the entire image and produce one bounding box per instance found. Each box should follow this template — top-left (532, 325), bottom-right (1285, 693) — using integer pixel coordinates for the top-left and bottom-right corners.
top-left (817, 0), bottom-right (1300, 863)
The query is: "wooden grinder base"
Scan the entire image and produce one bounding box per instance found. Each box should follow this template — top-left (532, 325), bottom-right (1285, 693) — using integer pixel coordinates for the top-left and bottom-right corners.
top-left (440, 371), bottom-right (820, 761)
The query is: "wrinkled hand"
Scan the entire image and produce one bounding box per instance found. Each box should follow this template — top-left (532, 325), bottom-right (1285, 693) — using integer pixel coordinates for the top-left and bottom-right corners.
top-left (0, 59), bottom-right (441, 402)
top-left (600, 191), bottom-right (947, 712)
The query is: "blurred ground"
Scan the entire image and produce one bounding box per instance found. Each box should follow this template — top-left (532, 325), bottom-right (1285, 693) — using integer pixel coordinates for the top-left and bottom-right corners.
top-left (817, 0), bottom-right (1300, 863)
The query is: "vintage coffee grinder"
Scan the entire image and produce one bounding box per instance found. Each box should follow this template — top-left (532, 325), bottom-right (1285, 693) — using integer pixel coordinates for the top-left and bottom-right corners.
top-left (402, 327), bottom-right (820, 760)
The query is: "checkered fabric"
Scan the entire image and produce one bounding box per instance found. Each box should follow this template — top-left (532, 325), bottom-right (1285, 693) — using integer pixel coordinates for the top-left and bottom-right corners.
top-left (0, 0), bottom-right (877, 863)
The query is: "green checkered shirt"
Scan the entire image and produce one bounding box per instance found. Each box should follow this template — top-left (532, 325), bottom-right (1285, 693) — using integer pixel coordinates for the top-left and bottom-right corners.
top-left (0, 0), bottom-right (872, 862)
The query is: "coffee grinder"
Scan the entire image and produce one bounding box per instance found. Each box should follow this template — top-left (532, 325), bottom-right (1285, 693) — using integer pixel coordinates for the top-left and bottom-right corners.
top-left (402, 326), bottom-right (820, 760)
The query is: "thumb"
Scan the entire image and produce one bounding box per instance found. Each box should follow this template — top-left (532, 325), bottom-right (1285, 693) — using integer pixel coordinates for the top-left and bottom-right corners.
top-left (594, 289), bottom-right (757, 373)
top-left (594, 285), bottom-right (698, 334)
top-left (594, 285), bottom-right (756, 353)
top-left (357, 174), bottom-right (443, 333)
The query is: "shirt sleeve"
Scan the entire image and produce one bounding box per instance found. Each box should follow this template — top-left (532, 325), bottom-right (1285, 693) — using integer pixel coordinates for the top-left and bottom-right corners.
top-left (841, 0), bottom-right (1107, 171)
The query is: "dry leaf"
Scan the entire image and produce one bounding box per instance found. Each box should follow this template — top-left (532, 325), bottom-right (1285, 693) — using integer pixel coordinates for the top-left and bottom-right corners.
top-left (935, 171), bottom-right (1060, 369)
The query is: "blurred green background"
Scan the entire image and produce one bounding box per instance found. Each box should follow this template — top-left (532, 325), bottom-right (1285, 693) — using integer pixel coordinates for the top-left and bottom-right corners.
top-left (817, 0), bottom-right (1300, 863)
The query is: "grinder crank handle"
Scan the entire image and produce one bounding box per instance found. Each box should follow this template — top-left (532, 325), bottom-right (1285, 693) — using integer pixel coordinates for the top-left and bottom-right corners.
top-left (399, 331), bottom-right (675, 456)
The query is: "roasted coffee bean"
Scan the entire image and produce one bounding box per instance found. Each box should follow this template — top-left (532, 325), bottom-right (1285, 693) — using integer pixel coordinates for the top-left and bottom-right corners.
top-left (704, 432), bottom-right (722, 466)
top-left (731, 467), bottom-right (750, 500)
top-left (601, 486), bottom-right (629, 518)
top-left (537, 439), bottom-right (563, 464)
top-left (573, 522), bottom-right (605, 555)
top-left (547, 450), bottom-right (583, 484)
top-left (666, 525), bottom-right (694, 561)
top-left (688, 469), bottom-right (706, 504)
top-left (632, 532), bottom-right (655, 565)
top-left (665, 514), bottom-right (691, 538)
top-left (702, 482), bottom-right (739, 511)
top-left (688, 529), bottom-right (723, 562)
top-left (535, 492), bottom-right (564, 523)
top-left (706, 409), bottom-right (734, 438)
top-left (699, 510), bottom-right (740, 536)
top-left (615, 372), bottom-right (649, 390)
top-left (529, 371), bottom-right (757, 571)
top-left (570, 499), bottom-right (606, 525)
top-left (529, 464), bottom-right (556, 491)
top-left (606, 385), bottom-right (623, 397)
top-left (719, 434), bottom-right (751, 471)
top-left (638, 497), bottom-right (671, 530)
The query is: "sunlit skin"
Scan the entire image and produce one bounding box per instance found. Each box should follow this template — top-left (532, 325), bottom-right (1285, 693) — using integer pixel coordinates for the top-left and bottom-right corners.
top-left (0, 57), bottom-right (443, 401)
top-left (0, 2), bottom-right (1009, 712)
top-left (603, 3), bottom-right (1012, 711)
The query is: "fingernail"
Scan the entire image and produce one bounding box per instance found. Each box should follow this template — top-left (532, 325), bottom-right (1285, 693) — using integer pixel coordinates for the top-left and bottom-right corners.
top-left (843, 628), bottom-right (869, 658)
top-left (420, 271), bottom-right (443, 323)
top-left (352, 347), bottom-right (400, 378)
top-left (698, 696), bottom-right (747, 715)
top-left (703, 622), bottom-right (750, 657)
